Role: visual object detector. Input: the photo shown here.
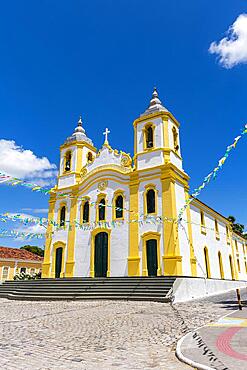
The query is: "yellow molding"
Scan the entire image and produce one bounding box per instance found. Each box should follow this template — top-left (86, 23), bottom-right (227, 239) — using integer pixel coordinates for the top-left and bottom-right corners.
top-left (128, 173), bottom-right (140, 276)
top-left (230, 237), bottom-right (239, 280)
top-left (218, 251), bottom-right (224, 279)
top-left (42, 197), bottom-right (56, 278)
top-left (65, 192), bottom-right (78, 277)
top-left (185, 190), bottom-right (197, 277)
top-left (133, 147), bottom-right (182, 161)
top-left (60, 141), bottom-right (97, 152)
top-left (55, 172), bottom-right (130, 195)
top-left (133, 110), bottom-right (180, 128)
top-left (76, 146), bottom-right (83, 173)
top-left (161, 174), bottom-right (182, 276)
top-left (203, 246), bottom-right (211, 278)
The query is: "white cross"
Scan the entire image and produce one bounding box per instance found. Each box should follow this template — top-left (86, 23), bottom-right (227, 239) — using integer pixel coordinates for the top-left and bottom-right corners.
top-left (103, 128), bottom-right (110, 144)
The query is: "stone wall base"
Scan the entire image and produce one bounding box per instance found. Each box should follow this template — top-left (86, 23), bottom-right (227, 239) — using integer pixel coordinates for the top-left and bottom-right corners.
top-left (172, 277), bottom-right (247, 303)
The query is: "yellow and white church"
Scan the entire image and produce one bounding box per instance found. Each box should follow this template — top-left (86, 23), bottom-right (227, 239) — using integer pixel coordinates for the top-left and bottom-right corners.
top-left (42, 88), bottom-right (247, 282)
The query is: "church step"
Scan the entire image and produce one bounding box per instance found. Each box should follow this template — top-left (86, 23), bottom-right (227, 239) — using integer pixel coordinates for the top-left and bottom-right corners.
top-left (0, 282), bottom-right (174, 288)
top-left (5, 294), bottom-right (170, 302)
top-left (0, 277), bottom-right (175, 302)
top-left (0, 287), bottom-right (170, 294)
top-left (3, 277), bottom-right (176, 284)
top-left (0, 288), bottom-right (171, 295)
top-left (2, 289), bottom-right (170, 296)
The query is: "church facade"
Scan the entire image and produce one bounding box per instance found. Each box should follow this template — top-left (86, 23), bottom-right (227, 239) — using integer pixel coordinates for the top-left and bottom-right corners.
top-left (42, 89), bottom-right (247, 281)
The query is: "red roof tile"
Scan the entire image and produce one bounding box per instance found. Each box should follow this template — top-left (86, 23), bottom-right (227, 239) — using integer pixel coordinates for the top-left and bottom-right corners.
top-left (0, 246), bottom-right (43, 262)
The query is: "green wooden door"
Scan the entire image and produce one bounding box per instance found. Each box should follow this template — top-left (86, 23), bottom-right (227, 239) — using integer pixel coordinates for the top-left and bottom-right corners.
top-left (55, 247), bottom-right (63, 278)
top-left (94, 232), bottom-right (108, 277)
top-left (146, 239), bottom-right (158, 277)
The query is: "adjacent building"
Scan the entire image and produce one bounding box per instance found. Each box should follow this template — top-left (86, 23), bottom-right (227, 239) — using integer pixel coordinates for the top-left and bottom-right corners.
top-left (0, 247), bottom-right (43, 281)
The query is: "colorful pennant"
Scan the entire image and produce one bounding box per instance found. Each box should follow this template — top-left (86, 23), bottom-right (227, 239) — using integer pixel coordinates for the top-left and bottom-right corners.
top-left (177, 124), bottom-right (247, 220)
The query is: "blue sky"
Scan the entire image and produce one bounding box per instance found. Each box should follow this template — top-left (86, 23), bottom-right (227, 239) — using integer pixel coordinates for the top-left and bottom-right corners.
top-left (0, 0), bottom-right (246, 248)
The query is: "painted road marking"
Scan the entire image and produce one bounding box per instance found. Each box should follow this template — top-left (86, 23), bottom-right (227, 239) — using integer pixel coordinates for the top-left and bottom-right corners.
top-left (216, 327), bottom-right (247, 361)
top-left (209, 317), bottom-right (247, 327)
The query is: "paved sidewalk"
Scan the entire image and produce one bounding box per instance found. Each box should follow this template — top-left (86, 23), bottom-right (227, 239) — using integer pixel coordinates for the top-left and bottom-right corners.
top-left (178, 304), bottom-right (247, 370)
top-left (0, 297), bottom-right (223, 370)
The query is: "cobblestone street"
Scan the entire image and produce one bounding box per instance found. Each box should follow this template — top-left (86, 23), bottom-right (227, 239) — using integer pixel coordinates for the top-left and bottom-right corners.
top-left (0, 297), bottom-right (231, 370)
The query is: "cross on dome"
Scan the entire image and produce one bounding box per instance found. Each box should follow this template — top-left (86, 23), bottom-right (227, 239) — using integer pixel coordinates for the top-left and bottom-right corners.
top-left (103, 128), bottom-right (110, 144)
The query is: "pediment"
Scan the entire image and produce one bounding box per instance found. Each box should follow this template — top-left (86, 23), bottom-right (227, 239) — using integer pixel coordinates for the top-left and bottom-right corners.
top-left (80, 144), bottom-right (133, 180)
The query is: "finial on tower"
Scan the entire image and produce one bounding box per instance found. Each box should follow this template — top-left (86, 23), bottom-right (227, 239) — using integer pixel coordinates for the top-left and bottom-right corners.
top-left (141, 87), bottom-right (168, 116)
top-left (64, 115), bottom-right (94, 146)
top-left (78, 115), bottom-right (82, 126)
top-left (73, 115), bottom-right (85, 134)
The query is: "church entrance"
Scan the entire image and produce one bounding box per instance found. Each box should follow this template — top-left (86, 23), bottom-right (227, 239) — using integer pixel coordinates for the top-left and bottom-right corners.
top-left (94, 232), bottom-right (108, 277)
top-left (55, 247), bottom-right (63, 278)
top-left (146, 239), bottom-right (158, 276)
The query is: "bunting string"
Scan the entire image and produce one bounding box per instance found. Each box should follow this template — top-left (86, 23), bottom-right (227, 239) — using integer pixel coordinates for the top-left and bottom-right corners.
top-left (1, 213), bottom-right (245, 240)
top-left (177, 124), bottom-right (247, 220)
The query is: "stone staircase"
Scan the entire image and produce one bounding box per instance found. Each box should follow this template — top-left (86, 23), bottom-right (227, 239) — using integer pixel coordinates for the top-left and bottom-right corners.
top-left (0, 276), bottom-right (176, 302)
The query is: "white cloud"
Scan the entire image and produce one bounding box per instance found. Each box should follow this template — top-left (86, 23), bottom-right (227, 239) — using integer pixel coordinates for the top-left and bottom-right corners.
top-left (209, 14), bottom-right (247, 68)
top-left (18, 223), bottom-right (46, 234)
top-left (0, 139), bottom-right (57, 186)
top-left (21, 208), bottom-right (48, 214)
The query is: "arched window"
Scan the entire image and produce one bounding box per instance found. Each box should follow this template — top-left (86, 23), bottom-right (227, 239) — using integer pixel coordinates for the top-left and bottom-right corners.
top-left (115, 195), bottom-right (123, 219)
top-left (229, 255), bottom-right (235, 280)
top-left (146, 189), bottom-right (156, 214)
top-left (82, 201), bottom-right (89, 223)
top-left (218, 252), bottom-right (224, 279)
top-left (98, 198), bottom-right (106, 221)
top-left (87, 152), bottom-right (93, 162)
top-left (145, 125), bottom-right (154, 149)
top-left (60, 206), bottom-right (66, 227)
top-left (204, 247), bottom-right (210, 278)
top-left (65, 151), bottom-right (72, 172)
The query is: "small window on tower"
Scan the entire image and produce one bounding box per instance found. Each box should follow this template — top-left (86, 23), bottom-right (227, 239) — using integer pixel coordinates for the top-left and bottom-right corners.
top-left (60, 206), bottom-right (66, 227)
top-left (146, 189), bottom-right (156, 214)
top-left (172, 127), bottom-right (179, 152)
top-left (87, 152), bottom-right (93, 162)
top-left (145, 125), bottom-right (154, 149)
top-left (65, 151), bottom-right (72, 172)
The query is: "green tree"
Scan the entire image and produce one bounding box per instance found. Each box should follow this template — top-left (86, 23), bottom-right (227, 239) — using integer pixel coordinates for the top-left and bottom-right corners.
top-left (20, 245), bottom-right (44, 257)
top-left (228, 216), bottom-right (245, 236)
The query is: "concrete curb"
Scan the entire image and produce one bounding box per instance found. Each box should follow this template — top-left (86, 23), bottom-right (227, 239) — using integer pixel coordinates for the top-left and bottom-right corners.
top-left (176, 333), bottom-right (214, 370)
top-left (175, 309), bottom-right (239, 370)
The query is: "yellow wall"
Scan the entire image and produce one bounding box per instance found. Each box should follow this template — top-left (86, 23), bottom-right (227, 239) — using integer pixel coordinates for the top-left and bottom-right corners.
top-left (0, 260), bottom-right (42, 281)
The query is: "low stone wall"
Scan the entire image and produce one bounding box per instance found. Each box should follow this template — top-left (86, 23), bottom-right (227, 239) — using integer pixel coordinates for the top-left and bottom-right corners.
top-left (172, 277), bottom-right (247, 303)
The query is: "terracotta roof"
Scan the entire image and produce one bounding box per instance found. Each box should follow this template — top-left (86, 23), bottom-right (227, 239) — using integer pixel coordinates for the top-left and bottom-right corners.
top-left (0, 246), bottom-right (43, 261)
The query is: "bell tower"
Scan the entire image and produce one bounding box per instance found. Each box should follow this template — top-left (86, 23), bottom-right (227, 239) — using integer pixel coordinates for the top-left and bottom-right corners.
top-left (58, 116), bottom-right (97, 189)
top-left (133, 88), bottom-right (183, 171)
